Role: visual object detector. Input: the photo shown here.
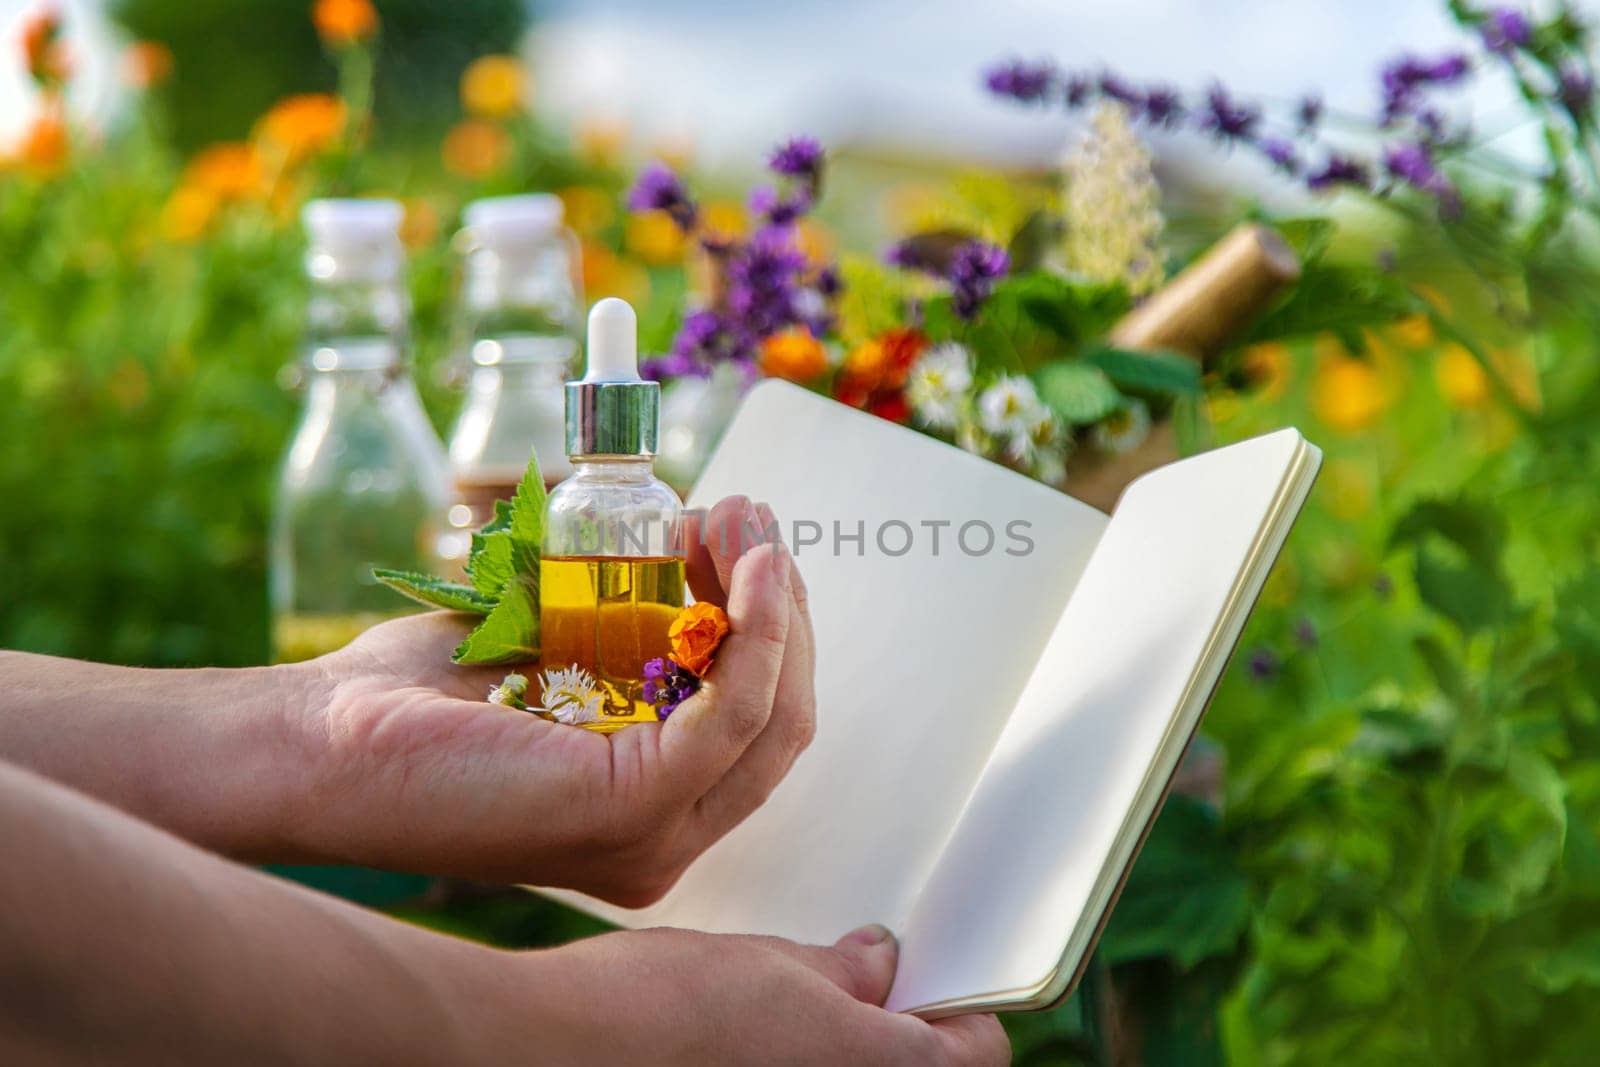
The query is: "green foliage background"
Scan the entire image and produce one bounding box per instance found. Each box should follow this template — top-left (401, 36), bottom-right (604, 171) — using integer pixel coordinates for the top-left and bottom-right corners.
top-left (6, 6), bottom-right (1600, 1065)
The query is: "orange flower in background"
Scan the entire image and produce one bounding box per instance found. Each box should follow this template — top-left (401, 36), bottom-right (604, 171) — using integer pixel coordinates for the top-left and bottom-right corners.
top-left (625, 211), bottom-right (686, 265)
top-left (22, 7), bottom-right (69, 88)
top-left (877, 327), bottom-right (928, 388)
top-left (399, 197), bottom-right (442, 249)
top-left (1312, 353), bottom-right (1389, 433)
top-left (161, 185), bottom-right (216, 242)
top-left (760, 328), bottom-right (828, 383)
top-left (18, 111), bottom-right (68, 177)
top-left (834, 328), bottom-right (925, 418)
top-left (442, 118), bottom-right (510, 178)
top-left (669, 602), bottom-right (730, 677)
top-left (122, 40), bottom-right (173, 88)
top-left (312, 0), bottom-right (377, 47)
top-left (461, 55), bottom-right (526, 119)
top-left (1390, 313), bottom-right (1434, 349)
top-left (255, 93), bottom-right (346, 163)
top-left (184, 142), bottom-right (265, 200)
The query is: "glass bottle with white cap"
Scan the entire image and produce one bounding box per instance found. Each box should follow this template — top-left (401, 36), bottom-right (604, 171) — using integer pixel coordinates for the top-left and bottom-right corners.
top-left (540, 298), bottom-right (686, 732)
top-left (269, 198), bottom-right (452, 663)
top-left (443, 193), bottom-right (582, 564)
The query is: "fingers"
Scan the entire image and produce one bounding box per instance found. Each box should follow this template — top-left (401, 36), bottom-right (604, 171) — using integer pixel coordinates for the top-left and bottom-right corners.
top-left (765, 924), bottom-right (901, 1007)
top-left (690, 539), bottom-right (815, 838)
top-left (684, 495), bottom-right (760, 608)
top-left (657, 545), bottom-right (791, 801)
top-left (929, 1015), bottom-right (1012, 1065)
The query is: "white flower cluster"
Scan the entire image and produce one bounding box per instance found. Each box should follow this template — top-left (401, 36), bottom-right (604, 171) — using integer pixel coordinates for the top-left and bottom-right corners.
top-left (905, 343), bottom-right (1069, 484)
top-left (537, 665), bottom-right (604, 725)
top-left (1060, 103), bottom-right (1166, 297)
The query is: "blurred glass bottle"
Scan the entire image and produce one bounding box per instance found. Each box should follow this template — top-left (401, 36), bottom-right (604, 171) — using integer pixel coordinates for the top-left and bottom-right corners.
top-left (270, 199), bottom-right (452, 663)
top-left (442, 194), bottom-right (582, 566)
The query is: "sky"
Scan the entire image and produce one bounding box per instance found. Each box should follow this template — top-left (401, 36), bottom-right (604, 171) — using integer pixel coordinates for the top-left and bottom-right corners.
top-left (0, 0), bottom-right (1585, 172)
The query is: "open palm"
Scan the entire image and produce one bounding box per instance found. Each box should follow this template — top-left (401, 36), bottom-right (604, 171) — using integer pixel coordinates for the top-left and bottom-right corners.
top-left (285, 497), bottom-right (814, 905)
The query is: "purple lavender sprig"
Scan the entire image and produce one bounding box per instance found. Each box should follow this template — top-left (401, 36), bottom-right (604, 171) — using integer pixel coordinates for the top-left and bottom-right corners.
top-left (644, 657), bottom-right (700, 721)
top-left (884, 238), bottom-right (1010, 320)
top-left (629, 136), bottom-right (842, 382)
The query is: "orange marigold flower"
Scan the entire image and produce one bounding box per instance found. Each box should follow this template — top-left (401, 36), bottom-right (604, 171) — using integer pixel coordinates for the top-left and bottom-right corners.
top-left (18, 111), bottom-right (68, 177)
top-left (669, 602), bottom-right (730, 677)
top-left (1240, 341), bottom-right (1291, 399)
top-left (122, 40), bottom-right (172, 88)
top-left (877, 327), bottom-right (927, 390)
top-left (160, 185), bottom-right (217, 242)
top-left (255, 93), bottom-right (346, 163)
top-left (183, 142), bottom-right (265, 200)
top-left (22, 8), bottom-right (70, 88)
top-left (442, 118), bottom-right (510, 178)
top-left (312, 0), bottom-right (377, 47)
top-left (760, 328), bottom-right (828, 383)
top-left (460, 54), bottom-right (526, 119)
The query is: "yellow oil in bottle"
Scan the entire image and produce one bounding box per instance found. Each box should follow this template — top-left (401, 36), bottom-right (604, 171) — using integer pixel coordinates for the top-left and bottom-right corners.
top-left (538, 555), bottom-right (685, 732)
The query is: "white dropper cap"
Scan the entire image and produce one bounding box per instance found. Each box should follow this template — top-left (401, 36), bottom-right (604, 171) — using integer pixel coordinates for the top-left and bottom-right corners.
top-left (566, 298), bottom-right (658, 456)
top-left (583, 297), bottom-right (640, 382)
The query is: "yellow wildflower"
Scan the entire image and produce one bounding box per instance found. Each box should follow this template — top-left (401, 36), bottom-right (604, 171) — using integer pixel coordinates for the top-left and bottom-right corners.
top-left (1240, 341), bottom-right (1292, 400)
top-left (701, 199), bottom-right (748, 243)
top-left (558, 185), bottom-right (613, 236)
top-left (625, 212), bottom-right (686, 265)
top-left (760, 328), bottom-right (829, 383)
top-left (1390, 313), bottom-right (1433, 349)
top-left (442, 119), bottom-right (510, 178)
top-left (461, 55), bottom-right (526, 119)
top-left (1312, 353), bottom-right (1388, 433)
top-left (312, 0), bottom-right (377, 47)
top-left (1435, 344), bottom-right (1489, 408)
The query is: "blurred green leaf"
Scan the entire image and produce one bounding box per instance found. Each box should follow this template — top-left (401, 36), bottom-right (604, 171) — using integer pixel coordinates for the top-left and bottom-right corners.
top-left (1034, 362), bottom-right (1123, 424)
top-left (1083, 345), bottom-right (1202, 398)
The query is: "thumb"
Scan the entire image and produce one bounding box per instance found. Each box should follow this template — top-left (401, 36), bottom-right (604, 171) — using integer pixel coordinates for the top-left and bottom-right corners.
top-left (826, 924), bottom-right (901, 1006)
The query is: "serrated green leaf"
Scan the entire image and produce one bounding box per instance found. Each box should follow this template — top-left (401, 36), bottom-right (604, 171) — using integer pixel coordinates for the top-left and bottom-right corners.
top-left (480, 499), bottom-right (513, 535)
top-left (372, 569), bottom-right (496, 615)
top-left (1033, 361), bottom-right (1123, 424)
top-left (468, 530), bottom-right (520, 598)
top-left (509, 451), bottom-right (546, 551)
top-left (453, 573), bottom-right (540, 665)
top-left (1083, 344), bottom-right (1202, 397)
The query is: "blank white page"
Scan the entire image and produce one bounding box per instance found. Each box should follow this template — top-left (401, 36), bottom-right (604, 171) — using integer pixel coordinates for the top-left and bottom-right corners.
top-left (550, 381), bottom-right (1108, 942)
top-left (886, 429), bottom-right (1313, 1015)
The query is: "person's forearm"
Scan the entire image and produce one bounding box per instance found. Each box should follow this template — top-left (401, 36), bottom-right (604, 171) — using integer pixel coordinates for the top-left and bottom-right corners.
top-left (0, 758), bottom-right (549, 1065)
top-left (0, 651), bottom-right (325, 860)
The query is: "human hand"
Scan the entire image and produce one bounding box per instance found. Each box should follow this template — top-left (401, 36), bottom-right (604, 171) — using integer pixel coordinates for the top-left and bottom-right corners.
top-left (277, 495), bottom-right (815, 903)
top-left (511, 925), bottom-right (1010, 1066)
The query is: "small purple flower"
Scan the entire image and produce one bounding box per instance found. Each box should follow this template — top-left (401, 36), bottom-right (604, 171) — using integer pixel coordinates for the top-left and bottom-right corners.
top-left (1372, 572), bottom-right (1395, 600)
top-left (1296, 93), bottom-right (1324, 135)
top-left (644, 657), bottom-right (701, 720)
top-left (627, 162), bottom-right (699, 231)
top-left (1293, 617), bottom-right (1319, 649)
top-left (1307, 152), bottom-right (1373, 191)
top-left (1559, 63), bottom-right (1595, 117)
top-left (1482, 8), bottom-right (1533, 55)
top-left (1380, 52), bottom-right (1472, 122)
top-left (885, 238), bottom-right (935, 273)
top-left (769, 136), bottom-right (824, 182)
top-left (1142, 86), bottom-right (1184, 128)
top-left (1098, 72), bottom-right (1144, 109)
top-left (948, 240), bottom-right (1009, 320)
top-left (725, 225), bottom-right (810, 339)
top-left (1200, 84), bottom-right (1260, 142)
top-left (1064, 73), bottom-right (1093, 108)
top-left (1384, 141), bottom-right (1461, 215)
top-left (749, 184), bottom-right (811, 227)
top-left (815, 264), bottom-right (843, 298)
top-left (984, 59), bottom-right (1056, 103)
top-left (1248, 647), bottom-right (1280, 682)
top-left (1259, 136), bottom-right (1299, 174)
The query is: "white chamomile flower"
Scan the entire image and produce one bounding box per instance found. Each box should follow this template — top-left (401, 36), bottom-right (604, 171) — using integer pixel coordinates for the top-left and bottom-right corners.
top-left (538, 665), bottom-right (604, 725)
top-left (1092, 399), bottom-right (1152, 455)
top-left (907, 342), bottom-right (974, 429)
top-left (487, 671), bottom-right (529, 708)
top-left (977, 376), bottom-right (1046, 439)
top-left (1032, 447), bottom-right (1069, 486)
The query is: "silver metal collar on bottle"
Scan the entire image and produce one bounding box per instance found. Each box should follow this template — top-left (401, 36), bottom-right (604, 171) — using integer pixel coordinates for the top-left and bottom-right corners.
top-left (565, 379), bottom-right (660, 456)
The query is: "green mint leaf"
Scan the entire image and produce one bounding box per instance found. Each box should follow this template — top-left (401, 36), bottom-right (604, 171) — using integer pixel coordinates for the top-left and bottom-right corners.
top-left (453, 573), bottom-right (540, 665)
top-left (468, 530), bottom-right (519, 598)
top-left (1083, 345), bottom-right (1202, 398)
top-left (1033, 361), bottom-right (1123, 425)
top-left (480, 498), bottom-right (514, 535)
top-left (372, 569), bottom-right (496, 615)
top-left (509, 451), bottom-right (546, 556)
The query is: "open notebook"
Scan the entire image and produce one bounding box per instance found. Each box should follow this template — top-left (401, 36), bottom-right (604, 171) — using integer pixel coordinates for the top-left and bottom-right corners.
top-left (543, 380), bottom-right (1321, 1018)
